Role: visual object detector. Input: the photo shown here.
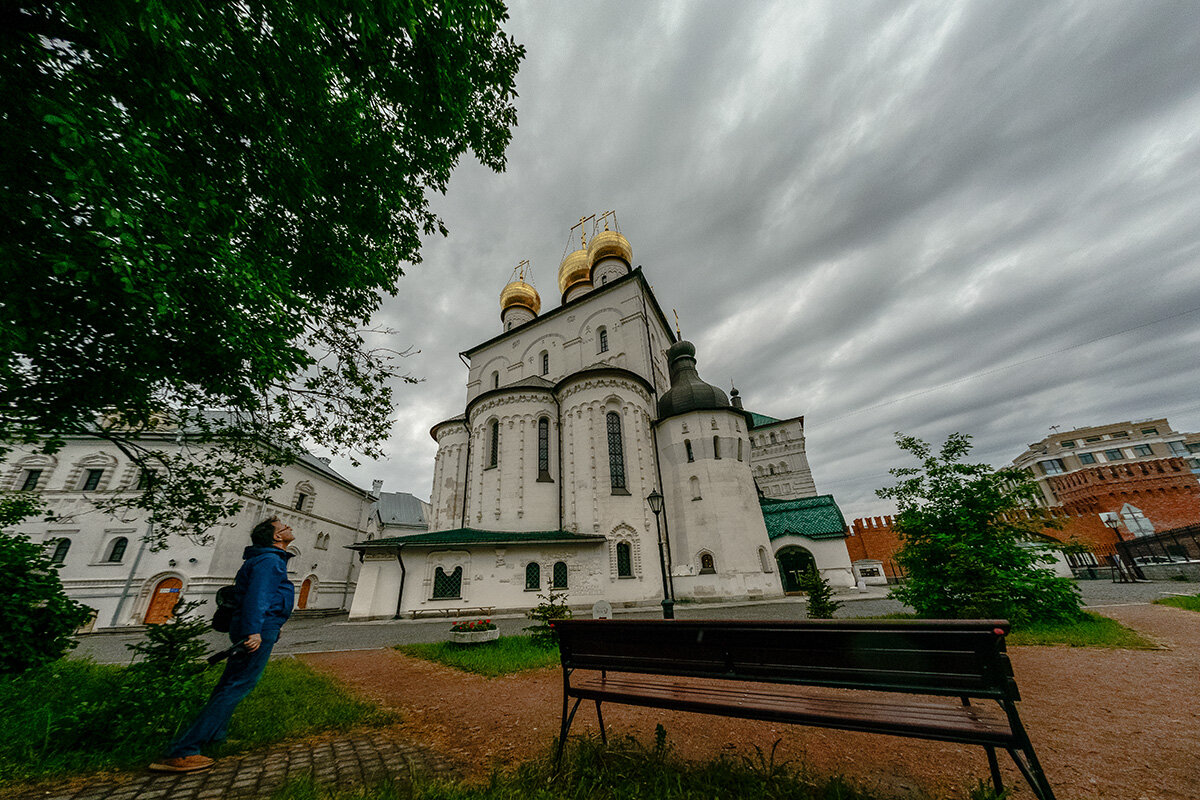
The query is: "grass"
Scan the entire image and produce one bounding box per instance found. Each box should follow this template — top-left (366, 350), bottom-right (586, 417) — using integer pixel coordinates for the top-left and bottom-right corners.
top-left (1154, 593), bottom-right (1200, 612)
top-left (0, 657), bottom-right (395, 785)
top-left (396, 635), bottom-right (559, 677)
top-left (852, 610), bottom-right (1157, 649)
top-left (266, 735), bottom-right (1006, 800)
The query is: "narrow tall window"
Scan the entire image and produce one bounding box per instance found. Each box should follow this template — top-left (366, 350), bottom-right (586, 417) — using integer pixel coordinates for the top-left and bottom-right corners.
top-left (690, 476), bottom-right (701, 500)
top-left (50, 538), bottom-right (71, 564)
top-left (598, 327), bottom-right (608, 353)
top-left (492, 371), bottom-right (499, 389)
top-left (81, 469), bottom-right (103, 491)
top-left (489, 420), bottom-right (500, 468)
top-left (606, 412), bottom-right (627, 492)
top-left (713, 435), bottom-right (721, 459)
top-left (685, 439), bottom-right (694, 462)
top-left (552, 561), bottom-right (568, 589)
top-left (432, 566), bottom-right (462, 599)
top-left (537, 417), bottom-right (551, 481)
top-left (136, 470), bottom-right (153, 491)
top-left (541, 351), bottom-right (549, 375)
top-left (699, 553), bottom-right (716, 574)
top-left (20, 469), bottom-right (41, 491)
top-left (616, 541), bottom-right (632, 577)
top-left (295, 493), bottom-right (308, 511)
top-left (737, 439), bottom-right (744, 462)
top-left (525, 562), bottom-right (540, 591)
top-left (106, 537), bottom-right (128, 563)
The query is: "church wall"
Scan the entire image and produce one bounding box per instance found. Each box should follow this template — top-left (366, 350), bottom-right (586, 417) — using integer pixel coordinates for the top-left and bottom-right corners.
top-left (750, 418), bottom-right (817, 499)
top-left (429, 421), bottom-right (469, 531)
top-left (466, 392), bottom-right (560, 532)
top-left (655, 410), bottom-right (783, 601)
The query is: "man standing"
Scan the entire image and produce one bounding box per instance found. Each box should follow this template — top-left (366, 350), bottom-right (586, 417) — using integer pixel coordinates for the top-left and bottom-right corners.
top-left (149, 517), bottom-right (295, 773)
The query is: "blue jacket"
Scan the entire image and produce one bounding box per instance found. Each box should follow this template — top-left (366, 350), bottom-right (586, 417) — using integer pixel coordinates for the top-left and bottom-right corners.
top-left (230, 546), bottom-right (294, 640)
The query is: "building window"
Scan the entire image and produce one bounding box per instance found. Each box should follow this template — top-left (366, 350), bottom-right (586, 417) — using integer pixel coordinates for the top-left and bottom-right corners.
top-left (769, 465), bottom-right (775, 475)
top-left (295, 493), bottom-right (308, 511)
top-left (105, 537), bottom-right (128, 563)
top-left (606, 412), bottom-right (627, 492)
top-left (1141, 427), bottom-right (1158, 435)
top-left (525, 562), bottom-right (540, 591)
top-left (1188, 443), bottom-right (1200, 454)
top-left (616, 541), bottom-right (632, 577)
top-left (20, 469), bottom-right (42, 491)
top-left (1079, 452), bottom-right (1097, 464)
top-left (685, 439), bottom-right (694, 462)
top-left (770, 433), bottom-right (776, 444)
top-left (537, 417), bottom-right (552, 481)
top-left (690, 476), bottom-right (701, 500)
top-left (1111, 431), bottom-right (1129, 438)
top-left (1189, 458), bottom-right (1200, 469)
top-left (432, 566), bottom-right (462, 599)
top-left (552, 561), bottom-right (568, 589)
top-left (1133, 444), bottom-right (1153, 457)
top-left (49, 538), bottom-right (71, 565)
top-left (491, 371), bottom-right (499, 389)
top-left (1104, 449), bottom-right (1125, 461)
top-left (598, 327), bottom-right (608, 353)
top-left (1084, 436), bottom-right (1102, 442)
top-left (758, 546), bottom-right (772, 572)
top-left (81, 469), bottom-right (104, 491)
top-left (541, 351), bottom-right (549, 375)
top-left (488, 419), bottom-right (500, 468)
top-left (1039, 459), bottom-right (1065, 475)
top-left (699, 553), bottom-right (716, 574)
top-left (1060, 440), bottom-right (1076, 448)
top-left (713, 436), bottom-right (721, 460)
top-left (1169, 441), bottom-right (1188, 455)
top-left (601, 274), bottom-right (608, 285)
top-left (737, 439), bottom-right (743, 462)
top-left (136, 470), bottom-right (154, 491)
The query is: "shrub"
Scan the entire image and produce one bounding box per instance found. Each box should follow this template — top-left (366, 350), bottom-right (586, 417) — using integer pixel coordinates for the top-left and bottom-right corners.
top-left (524, 588), bottom-right (571, 647)
top-left (801, 566), bottom-right (842, 619)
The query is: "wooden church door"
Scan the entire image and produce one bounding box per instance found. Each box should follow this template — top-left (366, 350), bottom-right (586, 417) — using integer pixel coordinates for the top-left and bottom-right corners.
top-left (144, 577), bottom-right (183, 624)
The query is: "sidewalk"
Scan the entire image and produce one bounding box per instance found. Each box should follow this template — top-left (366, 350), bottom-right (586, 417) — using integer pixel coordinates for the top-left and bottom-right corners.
top-left (6, 732), bottom-right (458, 800)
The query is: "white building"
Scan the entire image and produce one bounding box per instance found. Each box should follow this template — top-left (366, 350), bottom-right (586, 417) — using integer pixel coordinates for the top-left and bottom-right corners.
top-left (2, 433), bottom-right (377, 629)
top-left (349, 220), bottom-right (852, 620)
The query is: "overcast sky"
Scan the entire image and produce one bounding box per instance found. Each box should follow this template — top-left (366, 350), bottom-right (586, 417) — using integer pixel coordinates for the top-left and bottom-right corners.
top-left (327, 0), bottom-right (1200, 522)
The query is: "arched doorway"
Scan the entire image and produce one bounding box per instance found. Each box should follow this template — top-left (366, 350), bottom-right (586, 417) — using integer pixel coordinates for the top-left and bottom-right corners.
top-left (144, 577), bottom-right (183, 624)
top-left (298, 577), bottom-right (314, 609)
top-left (775, 546), bottom-right (815, 594)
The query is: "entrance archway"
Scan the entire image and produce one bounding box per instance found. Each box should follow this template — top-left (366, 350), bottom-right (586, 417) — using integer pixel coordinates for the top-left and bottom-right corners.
top-left (144, 577), bottom-right (182, 624)
top-left (298, 577), bottom-right (314, 609)
top-left (775, 546), bottom-right (814, 594)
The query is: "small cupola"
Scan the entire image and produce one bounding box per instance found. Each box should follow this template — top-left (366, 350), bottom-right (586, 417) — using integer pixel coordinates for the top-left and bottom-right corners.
top-left (657, 340), bottom-right (731, 419)
top-left (588, 212), bottom-right (632, 287)
top-left (500, 260), bottom-right (541, 331)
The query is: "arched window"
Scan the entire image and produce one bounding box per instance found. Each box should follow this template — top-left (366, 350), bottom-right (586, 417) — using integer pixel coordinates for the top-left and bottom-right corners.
top-left (488, 419), bottom-right (500, 468)
top-left (433, 566), bottom-right (462, 599)
top-left (20, 469), bottom-right (42, 491)
top-left (685, 439), bottom-right (694, 463)
top-left (552, 561), bottom-right (568, 589)
top-left (81, 469), bottom-right (104, 491)
top-left (770, 432), bottom-right (777, 444)
top-left (50, 538), bottom-right (71, 564)
top-left (525, 562), bottom-right (540, 591)
top-left (713, 435), bottom-right (721, 459)
top-left (769, 465), bottom-right (775, 475)
top-left (105, 537), bottom-right (128, 563)
top-left (598, 327), bottom-right (608, 353)
top-left (737, 439), bottom-right (744, 462)
top-left (758, 546), bottom-right (772, 572)
top-left (616, 541), bottom-right (632, 577)
top-left (537, 417), bottom-right (552, 481)
top-left (540, 351), bottom-right (549, 375)
top-left (491, 371), bottom-right (499, 389)
top-left (699, 553), bottom-right (716, 574)
top-left (606, 412), bottom-right (626, 492)
top-left (690, 476), bottom-right (701, 500)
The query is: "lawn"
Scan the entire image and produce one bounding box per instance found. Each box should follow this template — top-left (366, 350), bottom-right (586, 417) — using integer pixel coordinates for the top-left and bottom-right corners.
top-left (396, 635), bottom-right (559, 677)
top-left (1003, 611), bottom-right (1159, 649)
top-left (0, 657), bottom-right (394, 785)
top-left (1153, 593), bottom-right (1200, 612)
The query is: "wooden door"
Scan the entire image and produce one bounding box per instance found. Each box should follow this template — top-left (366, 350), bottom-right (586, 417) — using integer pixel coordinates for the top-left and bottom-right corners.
top-left (144, 577), bottom-right (182, 624)
top-left (298, 578), bottom-right (312, 610)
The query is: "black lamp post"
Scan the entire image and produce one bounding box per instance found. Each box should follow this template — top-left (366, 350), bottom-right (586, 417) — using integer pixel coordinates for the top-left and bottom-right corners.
top-left (645, 488), bottom-right (674, 619)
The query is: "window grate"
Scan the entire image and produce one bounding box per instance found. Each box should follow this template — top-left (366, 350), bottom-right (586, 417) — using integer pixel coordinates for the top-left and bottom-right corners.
top-left (616, 541), bottom-right (632, 577)
top-left (606, 412), bottom-right (626, 490)
top-left (433, 566), bottom-right (462, 599)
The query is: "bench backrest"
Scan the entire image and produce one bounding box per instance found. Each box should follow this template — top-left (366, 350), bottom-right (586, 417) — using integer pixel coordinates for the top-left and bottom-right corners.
top-left (555, 618), bottom-right (1018, 701)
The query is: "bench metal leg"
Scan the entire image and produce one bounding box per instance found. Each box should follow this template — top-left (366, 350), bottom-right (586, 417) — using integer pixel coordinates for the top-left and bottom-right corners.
top-left (1007, 747), bottom-right (1057, 800)
top-left (555, 697), bottom-right (583, 766)
top-left (984, 746), bottom-right (1003, 795)
top-left (594, 701), bottom-right (606, 744)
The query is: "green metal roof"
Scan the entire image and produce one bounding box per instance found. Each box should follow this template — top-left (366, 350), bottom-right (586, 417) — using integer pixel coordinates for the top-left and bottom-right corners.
top-left (352, 528), bottom-right (607, 549)
top-left (748, 411), bottom-right (782, 428)
top-left (760, 495), bottom-right (848, 541)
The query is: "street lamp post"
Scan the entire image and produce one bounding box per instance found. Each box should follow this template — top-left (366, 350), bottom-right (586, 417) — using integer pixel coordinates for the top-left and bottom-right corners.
top-left (645, 489), bottom-right (674, 619)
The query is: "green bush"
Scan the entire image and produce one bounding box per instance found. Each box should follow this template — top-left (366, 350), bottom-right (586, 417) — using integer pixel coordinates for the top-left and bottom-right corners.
top-left (524, 588), bottom-right (572, 647)
top-left (801, 566), bottom-right (842, 619)
top-left (878, 433), bottom-right (1084, 626)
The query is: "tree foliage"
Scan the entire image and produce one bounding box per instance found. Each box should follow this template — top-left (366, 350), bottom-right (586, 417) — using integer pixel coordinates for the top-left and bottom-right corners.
top-left (877, 433), bottom-right (1083, 626)
top-left (0, 2), bottom-right (524, 542)
top-left (0, 527), bottom-right (95, 674)
top-left (801, 565), bottom-right (842, 619)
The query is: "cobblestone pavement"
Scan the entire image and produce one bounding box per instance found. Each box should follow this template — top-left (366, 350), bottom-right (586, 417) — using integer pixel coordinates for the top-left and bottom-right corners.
top-left (5, 733), bottom-right (459, 800)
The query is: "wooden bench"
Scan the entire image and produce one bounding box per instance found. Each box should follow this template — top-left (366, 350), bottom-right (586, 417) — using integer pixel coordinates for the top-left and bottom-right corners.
top-left (553, 618), bottom-right (1056, 800)
top-left (409, 606), bottom-right (495, 620)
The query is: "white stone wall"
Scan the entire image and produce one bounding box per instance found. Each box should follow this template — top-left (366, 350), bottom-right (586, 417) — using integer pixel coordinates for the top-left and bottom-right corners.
top-left (3, 437), bottom-right (374, 628)
top-left (750, 418), bottom-right (817, 499)
top-left (429, 421), bottom-right (469, 531)
top-left (770, 534), bottom-right (856, 588)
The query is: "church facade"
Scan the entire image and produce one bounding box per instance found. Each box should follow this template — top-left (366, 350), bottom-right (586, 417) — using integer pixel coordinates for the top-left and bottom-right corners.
top-left (349, 221), bottom-right (852, 620)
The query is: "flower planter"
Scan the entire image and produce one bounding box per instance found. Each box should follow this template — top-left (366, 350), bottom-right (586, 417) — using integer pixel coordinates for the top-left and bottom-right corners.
top-left (450, 628), bottom-right (499, 644)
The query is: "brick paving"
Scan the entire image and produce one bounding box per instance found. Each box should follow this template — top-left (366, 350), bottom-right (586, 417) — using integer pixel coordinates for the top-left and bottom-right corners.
top-left (4, 732), bottom-right (459, 800)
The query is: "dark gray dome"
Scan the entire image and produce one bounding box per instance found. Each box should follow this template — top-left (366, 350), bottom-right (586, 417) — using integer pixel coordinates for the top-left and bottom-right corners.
top-left (657, 340), bottom-right (730, 419)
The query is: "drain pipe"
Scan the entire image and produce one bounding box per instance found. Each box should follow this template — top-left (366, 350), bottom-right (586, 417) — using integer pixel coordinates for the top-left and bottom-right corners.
top-left (111, 515), bottom-right (153, 627)
top-left (394, 545), bottom-right (407, 619)
top-left (555, 392), bottom-right (564, 531)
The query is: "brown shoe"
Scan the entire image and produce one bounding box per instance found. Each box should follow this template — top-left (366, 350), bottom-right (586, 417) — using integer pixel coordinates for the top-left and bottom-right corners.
top-left (148, 754), bottom-right (215, 773)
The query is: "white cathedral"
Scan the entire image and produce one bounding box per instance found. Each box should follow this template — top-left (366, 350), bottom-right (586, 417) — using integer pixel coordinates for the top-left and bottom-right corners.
top-left (349, 219), bottom-right (854, 620)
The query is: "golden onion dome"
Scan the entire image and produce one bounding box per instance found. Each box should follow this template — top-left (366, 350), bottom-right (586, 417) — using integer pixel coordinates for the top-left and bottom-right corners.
top-left (557, 248), bottom-right (591, 295)
top-left (499, 279), bottom-right (540, 316)
top-left (588, 229), bottom-right (633, 268)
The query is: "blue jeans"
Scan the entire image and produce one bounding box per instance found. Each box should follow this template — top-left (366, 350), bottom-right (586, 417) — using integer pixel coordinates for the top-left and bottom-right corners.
top-left (165, 630), bottom-right (279, 757)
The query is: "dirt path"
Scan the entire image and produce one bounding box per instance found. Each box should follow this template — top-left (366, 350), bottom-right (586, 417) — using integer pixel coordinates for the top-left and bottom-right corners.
top-left (299, 604), bottom-right (1200, 799)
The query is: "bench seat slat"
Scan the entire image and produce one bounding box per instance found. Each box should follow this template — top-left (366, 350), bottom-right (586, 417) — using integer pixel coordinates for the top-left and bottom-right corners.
top-left (571, 673), bottom-right (1015, 746)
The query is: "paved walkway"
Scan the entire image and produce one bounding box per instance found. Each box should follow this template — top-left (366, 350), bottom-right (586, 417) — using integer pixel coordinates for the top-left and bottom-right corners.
top-left (6, 733), bottom-right (458, 800)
